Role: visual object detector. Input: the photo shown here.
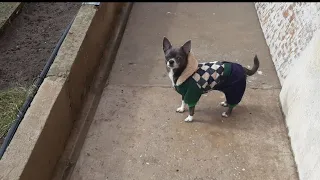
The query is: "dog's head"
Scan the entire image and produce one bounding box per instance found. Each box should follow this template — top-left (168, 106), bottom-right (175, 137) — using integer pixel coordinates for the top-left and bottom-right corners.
top-left (162, 37), bottom-right (191, 72)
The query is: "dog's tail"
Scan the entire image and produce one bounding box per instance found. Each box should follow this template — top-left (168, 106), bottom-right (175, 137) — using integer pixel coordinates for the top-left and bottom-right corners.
top-left (243, 55), bottom-right (260, 76)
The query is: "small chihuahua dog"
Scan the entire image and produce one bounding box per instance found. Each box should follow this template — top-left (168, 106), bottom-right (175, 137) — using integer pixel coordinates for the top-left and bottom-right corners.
top-left (162, 37), bottom-right (259, 122)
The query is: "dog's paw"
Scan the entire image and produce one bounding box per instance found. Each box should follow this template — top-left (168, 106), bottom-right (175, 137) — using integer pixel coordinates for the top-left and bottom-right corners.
top-left (220, 101), bottom-right (228, 107)
top-left (184, 115), bottom-right (193, 122)
top-left (176, 107), bottom-right (185, 113)
top-left (221, 112), bottom-right (229, 118)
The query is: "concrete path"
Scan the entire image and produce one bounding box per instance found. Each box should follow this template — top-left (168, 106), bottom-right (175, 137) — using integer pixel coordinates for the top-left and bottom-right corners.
top-left (70, 3), bottom-right (298, 180)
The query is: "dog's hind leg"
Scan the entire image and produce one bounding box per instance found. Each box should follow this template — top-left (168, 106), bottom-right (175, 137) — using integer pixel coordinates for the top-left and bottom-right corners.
top-left (219, 98), bottom-right (233, 117)
top-left (222, 106), bottom-right (233, 118)
top-left (220, 101), bottom-right (228, 107)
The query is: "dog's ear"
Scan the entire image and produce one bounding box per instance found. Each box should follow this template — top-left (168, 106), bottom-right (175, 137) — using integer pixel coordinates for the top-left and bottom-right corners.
top-left (163, 37), bottom-right (172, 52)
top-left (182, 40), bottom-right (191, 54)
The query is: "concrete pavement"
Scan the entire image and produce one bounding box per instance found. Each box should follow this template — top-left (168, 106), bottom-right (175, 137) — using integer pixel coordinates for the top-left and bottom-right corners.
top-left (69, 3), bottom-right (298, 180)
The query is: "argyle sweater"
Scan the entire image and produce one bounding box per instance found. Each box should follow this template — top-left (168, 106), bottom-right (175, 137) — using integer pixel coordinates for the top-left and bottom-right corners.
top-left (174, 61), bottom-right (232, 107)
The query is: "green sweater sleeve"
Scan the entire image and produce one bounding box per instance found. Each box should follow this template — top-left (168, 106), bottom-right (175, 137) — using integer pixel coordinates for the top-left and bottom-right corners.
top-left (176, 78), bottom-right (202, 108)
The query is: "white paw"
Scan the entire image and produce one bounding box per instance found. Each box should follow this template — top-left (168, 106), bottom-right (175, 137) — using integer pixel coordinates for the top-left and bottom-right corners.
top-left (176, 107), bottom-right (185, 113)
top-left (222, 112), bottom-right (229, 118)
top-left (220, 101), bottom-right (228, 107)
top-left (184, 115), bottom-right (193, 122)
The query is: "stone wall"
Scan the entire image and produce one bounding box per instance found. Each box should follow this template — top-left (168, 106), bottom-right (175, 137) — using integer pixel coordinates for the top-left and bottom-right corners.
top-left (255, 2), bottom-right (320, 84)
top-left (255, 3), bottom-right (320, 180)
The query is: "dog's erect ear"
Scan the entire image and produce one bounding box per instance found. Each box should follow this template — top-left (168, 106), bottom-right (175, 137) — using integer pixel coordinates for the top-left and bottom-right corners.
top-left (182, 40), bottom-right (191, 54)
top-left (163, 37), bottom-right (172, 52)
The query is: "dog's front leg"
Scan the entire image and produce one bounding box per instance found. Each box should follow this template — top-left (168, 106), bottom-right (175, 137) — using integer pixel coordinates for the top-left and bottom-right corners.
top-left (222, 106), bottom-right (233, 118)
top-left (184, 106), bottom-right (195, 122)
top-left (176, 100), bottom-right (185, 113)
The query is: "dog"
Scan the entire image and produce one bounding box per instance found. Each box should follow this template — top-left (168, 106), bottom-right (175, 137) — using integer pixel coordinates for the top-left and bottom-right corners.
top-left (162, 37), bottom-right (259, 122)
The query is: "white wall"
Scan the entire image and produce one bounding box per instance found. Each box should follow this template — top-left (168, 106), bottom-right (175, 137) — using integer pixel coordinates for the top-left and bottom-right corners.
top-left (280, 29), bottom-right (320, 180)
top-left (255, 3), bottom-right (320, 180)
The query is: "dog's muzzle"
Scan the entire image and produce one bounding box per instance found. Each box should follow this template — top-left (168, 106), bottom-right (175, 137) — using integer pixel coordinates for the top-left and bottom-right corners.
top-left (167, 59), bottom-right (176, 68)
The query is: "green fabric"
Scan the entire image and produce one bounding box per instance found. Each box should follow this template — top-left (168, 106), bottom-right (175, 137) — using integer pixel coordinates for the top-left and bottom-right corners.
top-left (228, 103), bottom-right (237, 108)
top-left (175, 78), bottom-right (202, 107)
top-left (175, 62), bottom-right (232, 107)
top-left (223, 63), bottom-right (231, 76)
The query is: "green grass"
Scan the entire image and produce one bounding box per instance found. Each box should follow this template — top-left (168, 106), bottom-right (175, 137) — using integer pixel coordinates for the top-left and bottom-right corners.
top-left (0, 87), bottom-right (28, 139)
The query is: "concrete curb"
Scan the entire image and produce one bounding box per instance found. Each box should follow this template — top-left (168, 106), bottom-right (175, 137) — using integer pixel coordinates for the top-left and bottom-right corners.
top-left (0, 2), bottom-right (24, 36)
top-left (52, 3), bottom-right (133, 180)
top-left (0, 3), bottom-right (129, 180)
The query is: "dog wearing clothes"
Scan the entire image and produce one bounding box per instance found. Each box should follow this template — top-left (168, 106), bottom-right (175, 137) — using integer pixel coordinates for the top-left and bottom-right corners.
top-left (162, 37), bottom-right (260, 122)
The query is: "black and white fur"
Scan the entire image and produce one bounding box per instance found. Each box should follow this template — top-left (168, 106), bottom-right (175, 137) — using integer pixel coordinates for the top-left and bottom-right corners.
top-left (162, 37), bottom-right (259, 122)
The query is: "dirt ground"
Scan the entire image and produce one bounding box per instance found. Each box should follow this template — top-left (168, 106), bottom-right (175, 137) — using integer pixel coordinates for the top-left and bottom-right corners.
top-left (0, 2), bottom-right (81, 90)
top-left (0, 2), bottom-right (81, 144)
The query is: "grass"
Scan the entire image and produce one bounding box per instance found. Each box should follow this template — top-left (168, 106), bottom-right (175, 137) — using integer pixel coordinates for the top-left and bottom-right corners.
top-left (0, 87), bottom-right (28, 140)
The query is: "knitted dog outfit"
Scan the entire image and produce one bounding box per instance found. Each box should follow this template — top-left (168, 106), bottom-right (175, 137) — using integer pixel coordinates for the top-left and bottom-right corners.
top-left (174, 52), bottom-right (246, 108)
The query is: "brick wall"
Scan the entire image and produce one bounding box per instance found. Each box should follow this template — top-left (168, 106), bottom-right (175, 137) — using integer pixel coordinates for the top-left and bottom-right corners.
top-left (255, 3), bottom-right (320, 84)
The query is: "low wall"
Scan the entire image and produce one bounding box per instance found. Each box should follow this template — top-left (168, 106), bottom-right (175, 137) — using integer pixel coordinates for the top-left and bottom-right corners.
top-left (0, 2), bottom-right (23, 35)
top-left (255, 2), bottom-right (320, 180)
top-left (0, 3), bottom-right (126, 180)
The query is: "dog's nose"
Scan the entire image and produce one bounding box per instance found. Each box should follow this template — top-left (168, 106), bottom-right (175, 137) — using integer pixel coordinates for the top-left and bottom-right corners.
top-left (169, 60), bottom-right (174, 65)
